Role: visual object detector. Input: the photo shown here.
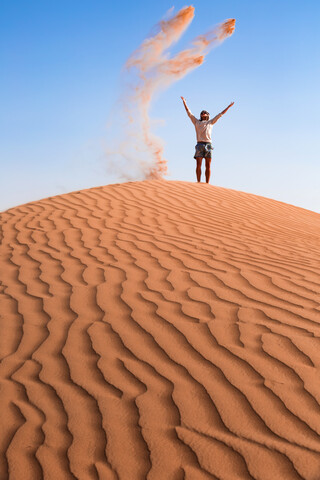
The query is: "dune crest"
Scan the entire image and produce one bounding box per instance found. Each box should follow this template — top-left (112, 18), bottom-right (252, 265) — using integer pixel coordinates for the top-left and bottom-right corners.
top-left (1, 180), bottom-right (320, 479)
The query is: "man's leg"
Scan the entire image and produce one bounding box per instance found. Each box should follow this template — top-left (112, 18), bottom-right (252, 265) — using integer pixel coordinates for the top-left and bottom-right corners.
top-left (196, 157), bottom-right (203, 182)
top-left (205, 157), bottom-right (211, 183)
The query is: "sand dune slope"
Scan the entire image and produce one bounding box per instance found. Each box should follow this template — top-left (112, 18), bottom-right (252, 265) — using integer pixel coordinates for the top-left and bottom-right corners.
top-left (1, 180), bottom-right (320, 480)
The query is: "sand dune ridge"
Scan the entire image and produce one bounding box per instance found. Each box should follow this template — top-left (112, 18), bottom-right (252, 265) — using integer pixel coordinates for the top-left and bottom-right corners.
top-left (1, 180), bottom-right (320, 479)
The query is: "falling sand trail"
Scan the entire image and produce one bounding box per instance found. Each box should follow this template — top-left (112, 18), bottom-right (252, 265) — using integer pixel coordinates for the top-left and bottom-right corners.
top-left (1, 180), bottom-right (320, 479)
top-left (108, 6), bottom-right (235, 180)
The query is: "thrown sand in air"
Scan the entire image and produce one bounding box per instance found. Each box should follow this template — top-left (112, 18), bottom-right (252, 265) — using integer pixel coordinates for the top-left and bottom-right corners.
top-left (108, 6), bottom-right (235, 180)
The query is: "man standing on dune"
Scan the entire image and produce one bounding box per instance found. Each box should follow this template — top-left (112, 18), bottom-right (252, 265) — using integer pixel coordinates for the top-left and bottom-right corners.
top-left (181, 97), bottom-right (234, 183)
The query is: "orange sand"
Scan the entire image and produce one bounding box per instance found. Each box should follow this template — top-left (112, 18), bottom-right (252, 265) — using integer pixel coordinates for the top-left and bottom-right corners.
top-left (1, 180), bottom-right (320, 479)
top-left (121, 6), bottom-right (235, 179)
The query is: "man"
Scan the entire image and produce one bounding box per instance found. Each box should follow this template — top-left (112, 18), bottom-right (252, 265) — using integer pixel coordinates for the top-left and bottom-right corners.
top-left (181, 96), bottom-right (234, 183)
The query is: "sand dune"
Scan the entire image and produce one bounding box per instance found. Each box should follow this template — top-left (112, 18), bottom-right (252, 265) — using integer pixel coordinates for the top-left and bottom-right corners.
top-left (0, 180), bottom-right (320, 480)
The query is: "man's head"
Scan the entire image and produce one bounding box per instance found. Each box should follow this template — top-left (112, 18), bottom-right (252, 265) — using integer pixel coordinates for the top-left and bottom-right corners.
top-left (200, 110), bottom-right (209, 121)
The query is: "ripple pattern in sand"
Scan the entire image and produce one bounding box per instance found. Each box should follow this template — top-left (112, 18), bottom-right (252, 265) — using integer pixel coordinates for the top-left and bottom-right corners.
top-left (1, 181), bottom-right (320, 480)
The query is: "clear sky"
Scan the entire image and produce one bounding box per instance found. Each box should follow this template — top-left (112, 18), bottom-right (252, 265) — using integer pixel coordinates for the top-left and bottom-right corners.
top-left (1, 0), bottom-right (320, 213)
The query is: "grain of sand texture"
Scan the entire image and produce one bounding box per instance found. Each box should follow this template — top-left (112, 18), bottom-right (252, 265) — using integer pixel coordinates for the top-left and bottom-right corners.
top-left (1, 180), bottom-right (320, 480)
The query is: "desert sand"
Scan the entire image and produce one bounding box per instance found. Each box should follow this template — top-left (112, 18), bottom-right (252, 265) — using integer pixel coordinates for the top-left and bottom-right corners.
top-left (1, 180), bottom-right (320, 480)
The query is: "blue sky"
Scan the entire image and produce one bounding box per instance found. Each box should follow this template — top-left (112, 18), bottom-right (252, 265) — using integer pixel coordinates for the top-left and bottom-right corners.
top-left (1, 0), bottom-right (319, 212)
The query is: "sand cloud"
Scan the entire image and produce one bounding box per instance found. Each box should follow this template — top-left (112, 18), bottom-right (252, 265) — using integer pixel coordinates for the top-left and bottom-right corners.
top-left (105, 6), bottom-right (235, 180)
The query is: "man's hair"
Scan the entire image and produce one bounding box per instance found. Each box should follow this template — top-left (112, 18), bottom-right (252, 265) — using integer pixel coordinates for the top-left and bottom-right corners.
top-left (200, 110), bottom-right (209, 116)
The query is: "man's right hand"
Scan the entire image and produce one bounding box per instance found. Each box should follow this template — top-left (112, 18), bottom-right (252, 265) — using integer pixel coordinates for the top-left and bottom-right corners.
top-left (181, 96), bottom-right (186, 102)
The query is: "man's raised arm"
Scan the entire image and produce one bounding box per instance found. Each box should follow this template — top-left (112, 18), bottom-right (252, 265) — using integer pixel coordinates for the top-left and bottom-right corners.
top-left (209, 102), bottom-right (235, 125)
top-left (181, 96), bottom-right (196, 124)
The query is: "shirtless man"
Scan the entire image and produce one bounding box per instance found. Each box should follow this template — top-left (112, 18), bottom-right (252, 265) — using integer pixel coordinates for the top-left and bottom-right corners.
top-left (181, 97), bottom-right (234, 183)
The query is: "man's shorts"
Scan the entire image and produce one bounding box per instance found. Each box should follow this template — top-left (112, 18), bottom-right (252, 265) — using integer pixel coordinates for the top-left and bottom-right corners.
top-left (194, 142), bottom-right (213, 159)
